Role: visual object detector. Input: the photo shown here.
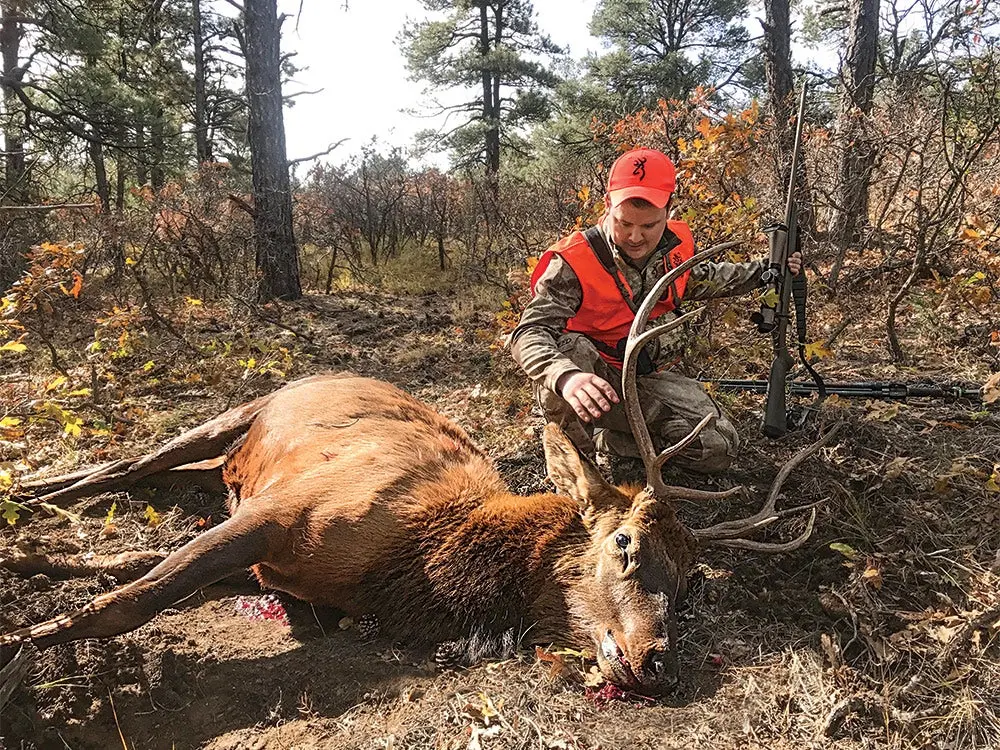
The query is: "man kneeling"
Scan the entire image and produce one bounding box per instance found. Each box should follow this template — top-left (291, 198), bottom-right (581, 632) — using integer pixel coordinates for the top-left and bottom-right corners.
top-left (511, 148), bottom-right (801, 473)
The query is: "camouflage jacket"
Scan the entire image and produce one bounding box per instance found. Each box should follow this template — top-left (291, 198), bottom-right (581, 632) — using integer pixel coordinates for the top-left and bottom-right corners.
top-left (511, 221), bottom-right (767, 394)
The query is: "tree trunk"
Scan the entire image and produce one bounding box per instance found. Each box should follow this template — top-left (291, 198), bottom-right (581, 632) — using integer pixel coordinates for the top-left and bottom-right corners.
top-left (193, 0), bottom-right (212, 163)
top-left (762, 0), bottom-right (814, 237)
top-left (0, 2), bottom-right (27, 287)
top-left (115, 152), bottom-right (126, 211)
top-left (89, 137), bottom-right (111, 212)
top-left (150, 108), bottom-right (166, 190)
top-left (1, 2), bottom-right (26, 203)
top-left (829, 0), bottom-right (879, 289)
top-left (763, 0), bottom-right (792, 188)
top-left (136, 125), bottom-right (148, 185)
top-left (245, 0), bottom-right (300, 301)
top-left (480, 2), bottom-right (499, 184)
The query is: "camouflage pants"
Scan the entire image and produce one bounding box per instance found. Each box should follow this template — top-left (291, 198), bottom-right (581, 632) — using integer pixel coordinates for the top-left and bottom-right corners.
top-left (534, 333), bottom-right (739, 474)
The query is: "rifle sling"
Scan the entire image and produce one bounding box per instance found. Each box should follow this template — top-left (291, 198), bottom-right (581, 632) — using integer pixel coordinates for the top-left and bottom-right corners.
top-left (582, 226), bottom-right (637, 313)
top-left (792, 272), bottom-right (826, 402)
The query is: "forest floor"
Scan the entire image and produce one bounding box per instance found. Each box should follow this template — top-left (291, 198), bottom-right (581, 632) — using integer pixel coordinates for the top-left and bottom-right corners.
top-left (1, 274), bottom-right (998, 750)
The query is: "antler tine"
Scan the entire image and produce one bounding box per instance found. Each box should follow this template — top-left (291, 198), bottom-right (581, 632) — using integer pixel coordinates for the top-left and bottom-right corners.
top-left (707, 509), bottom-right (817, 552)
top-left (621, 242), bottom-right (743, 496)
top-left (692, 424), bottom-right (843, 550)
top-left (664, 485), bottom-right (744, 502)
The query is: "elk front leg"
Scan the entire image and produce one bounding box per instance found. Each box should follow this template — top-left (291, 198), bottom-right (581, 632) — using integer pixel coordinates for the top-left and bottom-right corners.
top-left (0, 511), bottom-right (282, 662)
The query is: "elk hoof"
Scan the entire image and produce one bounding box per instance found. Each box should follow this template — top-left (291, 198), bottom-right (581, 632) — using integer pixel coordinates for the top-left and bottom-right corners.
top-left (357, 614), bottom-right (380, 641)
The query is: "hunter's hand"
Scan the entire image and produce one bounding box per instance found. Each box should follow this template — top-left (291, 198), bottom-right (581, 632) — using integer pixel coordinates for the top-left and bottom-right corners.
top-left (557, 371), bottom-right (620, 422)
top-left (787, 251), bottom-right (803, 275)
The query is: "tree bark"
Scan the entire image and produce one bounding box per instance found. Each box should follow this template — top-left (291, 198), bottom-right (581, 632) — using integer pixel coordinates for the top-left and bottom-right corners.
top-left (193, 0), bottom-right (212, 163)
top-left (150, 108), bottom-right (166, 190)
top-left (244, 0), bottom-right (300, 301)
top-left (89, 136), bottom-right (111, 213)
top-left (763, 0), bottom-right (792, 187)
top-left (1, 2), bottom-right (26, 203)
top-left (135, 125), bottom-right (148, 185)
top-left (0, 1), bottom-right (27, 287)
top-left (762, 0), bottom-right (814, 236)
top-left (829, 0), bottom-right (879, 289)
top-left (480, 1), bottom-right (499, 184)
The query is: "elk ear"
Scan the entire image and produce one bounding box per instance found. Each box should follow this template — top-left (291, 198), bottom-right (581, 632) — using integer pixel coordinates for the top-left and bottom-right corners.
top-left (542, 423), bottom-right (614, 507)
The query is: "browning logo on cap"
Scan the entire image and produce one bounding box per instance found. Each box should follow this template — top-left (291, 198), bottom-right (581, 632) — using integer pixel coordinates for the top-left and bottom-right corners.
top-left (632, 157), bottom-right (647, 180)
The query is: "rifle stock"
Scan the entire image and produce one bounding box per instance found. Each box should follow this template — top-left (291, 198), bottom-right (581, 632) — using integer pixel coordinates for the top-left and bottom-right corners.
top-left (763, 349), bottom-right (793, 437)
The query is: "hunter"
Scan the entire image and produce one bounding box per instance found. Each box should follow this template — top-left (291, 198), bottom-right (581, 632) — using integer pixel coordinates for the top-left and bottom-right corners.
top-left (511, 147), bottom-right (802, 473)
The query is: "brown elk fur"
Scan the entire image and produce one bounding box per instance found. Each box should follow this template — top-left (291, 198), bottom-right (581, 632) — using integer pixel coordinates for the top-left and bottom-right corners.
top-left (2, 374), bottom-right (699, 691)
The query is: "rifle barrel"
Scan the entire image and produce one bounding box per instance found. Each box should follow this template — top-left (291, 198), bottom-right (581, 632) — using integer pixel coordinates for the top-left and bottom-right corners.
top-left (709, 379), bottom-right (983, 402)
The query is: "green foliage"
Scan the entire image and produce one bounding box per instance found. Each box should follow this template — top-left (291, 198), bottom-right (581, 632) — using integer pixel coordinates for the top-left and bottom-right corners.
top-left (576, 0), bottom-right (752, 113)
top-left (400, 0), bottom-right (566, 170)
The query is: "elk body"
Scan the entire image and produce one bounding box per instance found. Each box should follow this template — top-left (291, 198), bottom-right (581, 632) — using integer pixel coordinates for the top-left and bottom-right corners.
top-left (2, 374), bottom-right (703, 692)
top-left (2, 248), bottom-right (838, 694)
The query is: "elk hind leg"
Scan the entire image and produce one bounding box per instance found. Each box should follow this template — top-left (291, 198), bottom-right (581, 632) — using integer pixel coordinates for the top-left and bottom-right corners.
top-left (24, 398), bottom-right (273, 507)
top-left (2, 550), bottom-right (168, 582)
top-left (0, 510), bottom-right (281, 659)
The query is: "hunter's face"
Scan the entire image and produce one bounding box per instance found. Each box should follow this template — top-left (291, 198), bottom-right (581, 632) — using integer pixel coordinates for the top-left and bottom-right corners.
top-left (606, 200), bottom-right (669, 262)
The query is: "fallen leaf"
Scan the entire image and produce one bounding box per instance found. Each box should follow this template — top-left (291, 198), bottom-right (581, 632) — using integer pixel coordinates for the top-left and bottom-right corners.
top-left (535, 646), bottom-right (572, 680)
top-left (883, 457), bottom-right (911, 481)
top-left (864, 401), bottom-right (901, 422)
top-left (983, 372), bottom-right (1000, 405)
top-left (986, 465), bottom-right (1000, 494)
top-left (862, 566), bottom-right (883, 590)
top-left (804, 340), bottom-right (834, 361)
top-left (45, 375), bottom-right (68, 392)
top-left (830, 542), bottom-right (859, 561)
top-left (583, 666), bottom-right (604, 688)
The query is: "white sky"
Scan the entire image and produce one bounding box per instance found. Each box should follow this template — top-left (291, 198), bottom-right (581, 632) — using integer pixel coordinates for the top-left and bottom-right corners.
top-left (278, 0), bottom-right (601, 171)
top-left (275, 0), bottom-right (836, 172)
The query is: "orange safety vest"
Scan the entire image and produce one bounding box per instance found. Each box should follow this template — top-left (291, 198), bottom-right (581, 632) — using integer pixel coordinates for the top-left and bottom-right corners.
top-left (530, 221), bottom-right (695, 370)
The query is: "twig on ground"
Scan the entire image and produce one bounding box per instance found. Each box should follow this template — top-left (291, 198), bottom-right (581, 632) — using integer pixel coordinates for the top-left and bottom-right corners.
top-left (230, 295), bottom-right (317, 346)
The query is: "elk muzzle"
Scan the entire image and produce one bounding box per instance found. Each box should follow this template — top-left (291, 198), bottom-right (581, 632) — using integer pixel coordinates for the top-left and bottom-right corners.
top-left (598, 628), bottom-right (679, 692)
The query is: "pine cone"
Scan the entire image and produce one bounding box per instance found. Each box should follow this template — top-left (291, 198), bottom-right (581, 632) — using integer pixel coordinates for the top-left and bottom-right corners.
top-left (357, 614), bottom-right (380, 641)
top-left (434, 640), bottom-right (464, 670)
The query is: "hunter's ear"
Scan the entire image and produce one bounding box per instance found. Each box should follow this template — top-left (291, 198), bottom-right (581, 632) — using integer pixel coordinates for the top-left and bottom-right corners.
top-left (543, 423), bottom-right (615, 508)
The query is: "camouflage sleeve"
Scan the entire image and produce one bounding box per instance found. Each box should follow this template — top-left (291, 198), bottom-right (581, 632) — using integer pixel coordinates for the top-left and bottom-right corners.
top-left (510, 255), bottom-right (585, 394)
top-left (683, 258), bottom-right (769, 301)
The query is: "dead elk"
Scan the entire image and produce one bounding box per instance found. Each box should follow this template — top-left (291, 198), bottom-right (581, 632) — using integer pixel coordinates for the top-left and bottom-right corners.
top-left (0, 253), bottom-right (839, 693)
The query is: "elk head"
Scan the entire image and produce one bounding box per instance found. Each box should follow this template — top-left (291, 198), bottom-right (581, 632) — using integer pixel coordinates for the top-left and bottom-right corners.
top-left (543, 424), bottom-right (696, 692)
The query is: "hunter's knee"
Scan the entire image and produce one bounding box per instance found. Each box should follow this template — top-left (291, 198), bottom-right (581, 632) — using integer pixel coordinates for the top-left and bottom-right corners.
top-left (697, 431), bottom-right (735, 473)
top-left (691, 420), bottom-right (739, 474)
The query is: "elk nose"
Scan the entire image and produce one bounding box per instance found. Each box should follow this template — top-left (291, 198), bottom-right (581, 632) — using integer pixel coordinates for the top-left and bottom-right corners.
top-left (643, 647), bottom-right (678, 688)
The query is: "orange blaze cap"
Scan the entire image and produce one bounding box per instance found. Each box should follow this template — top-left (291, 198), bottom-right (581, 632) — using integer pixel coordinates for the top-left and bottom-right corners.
top-left (606, 148), bottom-right (676, 209)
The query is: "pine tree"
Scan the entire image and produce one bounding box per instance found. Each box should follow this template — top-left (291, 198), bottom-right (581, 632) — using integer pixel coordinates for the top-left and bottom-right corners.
top-left (400, 0), bottom-right (564, 180)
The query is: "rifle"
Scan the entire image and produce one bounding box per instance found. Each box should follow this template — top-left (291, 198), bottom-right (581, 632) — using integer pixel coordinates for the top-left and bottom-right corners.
top-left (752, 80), bottom-right (825, 438)
top-left (709, 379), bottom-right (983, 403)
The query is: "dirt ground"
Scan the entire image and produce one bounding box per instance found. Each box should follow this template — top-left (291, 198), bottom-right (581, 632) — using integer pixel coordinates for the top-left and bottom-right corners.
top-left (1, 288), bottom-right (998, 749)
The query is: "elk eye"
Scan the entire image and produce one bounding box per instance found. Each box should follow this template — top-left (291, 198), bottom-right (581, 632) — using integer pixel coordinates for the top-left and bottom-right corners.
top-left (615, 533), bottom-right (630, 549)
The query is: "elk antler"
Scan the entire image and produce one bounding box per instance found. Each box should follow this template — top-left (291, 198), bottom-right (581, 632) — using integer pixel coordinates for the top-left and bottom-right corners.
top-left (621, 241), bottom-right (744, 502)
top-left (620, 240), bottom-right (840, 552)
top-left (690, 423), bottom-right (842, 551)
